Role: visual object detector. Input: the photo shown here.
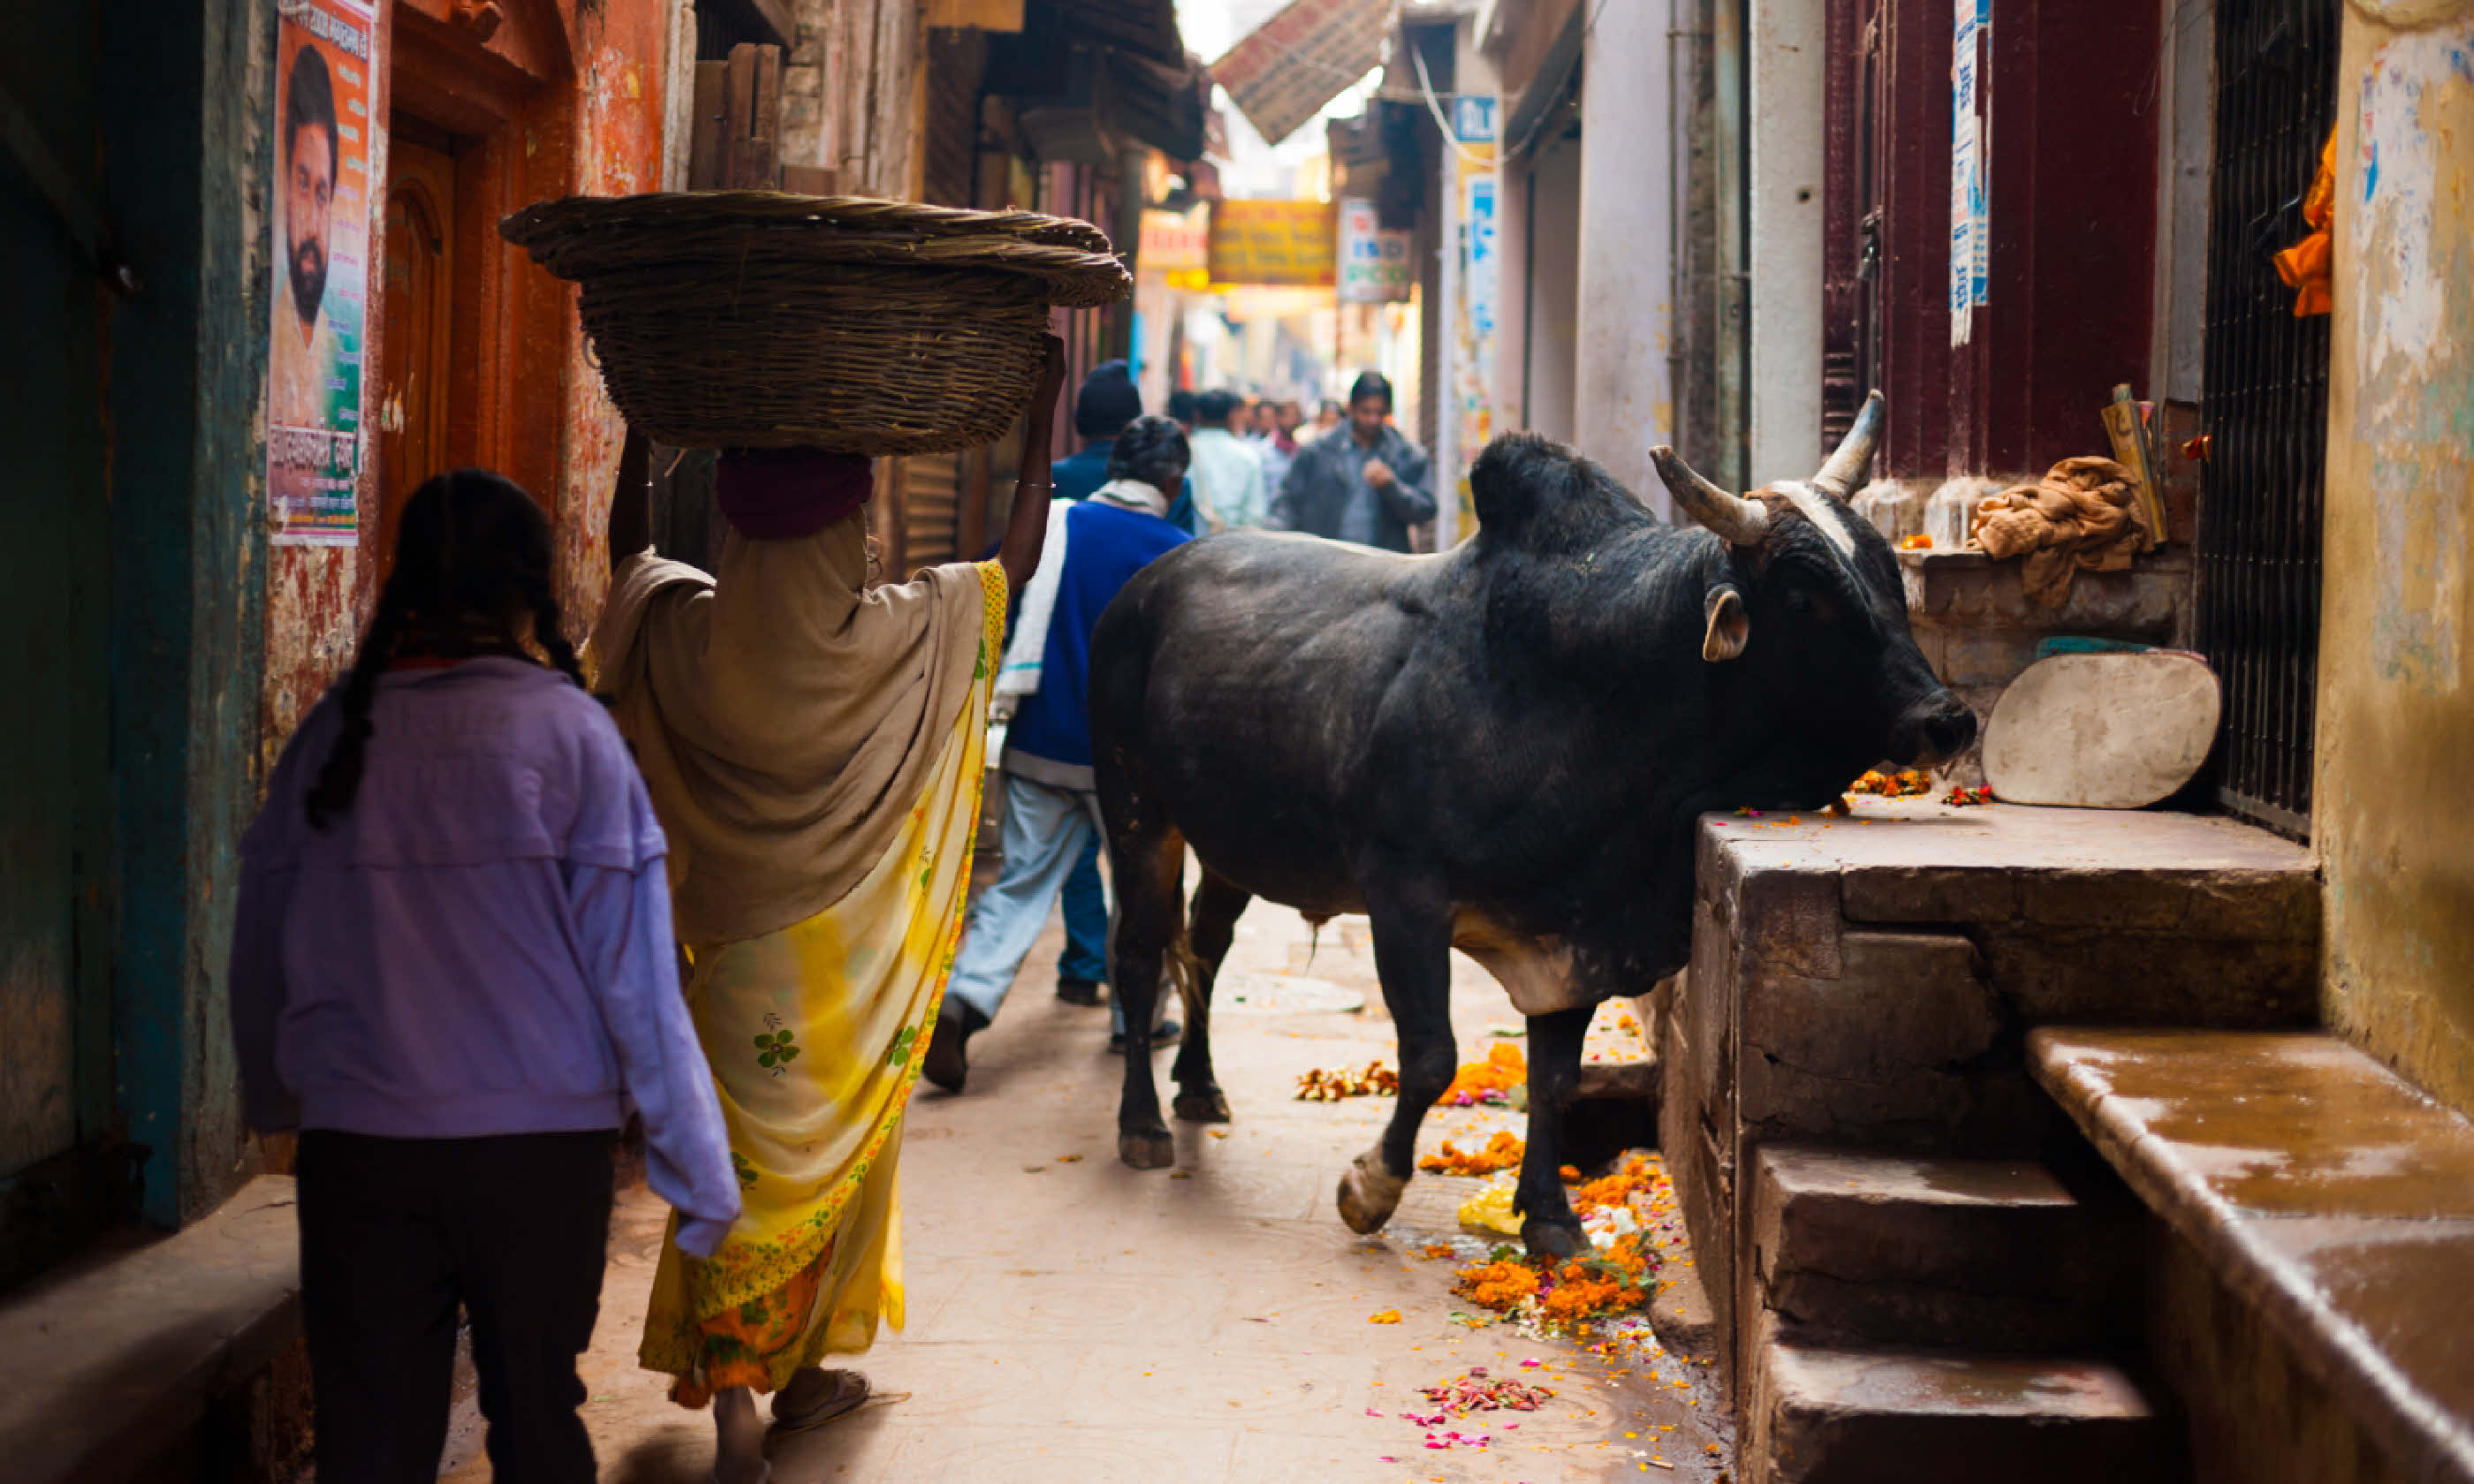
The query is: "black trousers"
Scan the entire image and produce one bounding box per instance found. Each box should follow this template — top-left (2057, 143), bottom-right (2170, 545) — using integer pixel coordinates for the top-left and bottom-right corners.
top-left (297, 1129), bottom-right (614, 1483)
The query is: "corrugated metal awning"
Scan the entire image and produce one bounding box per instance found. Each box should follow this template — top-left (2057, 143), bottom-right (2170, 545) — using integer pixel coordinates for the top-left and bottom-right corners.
top-left (1209, 0), bottom-right (1392, 147)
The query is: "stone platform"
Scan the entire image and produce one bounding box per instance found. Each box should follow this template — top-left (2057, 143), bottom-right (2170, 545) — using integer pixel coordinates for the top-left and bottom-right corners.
top-left (1657, 797), bottom-right (2314, 1477)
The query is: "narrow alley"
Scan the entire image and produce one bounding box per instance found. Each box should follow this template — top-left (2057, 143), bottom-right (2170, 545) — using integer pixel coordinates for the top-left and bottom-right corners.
top-left (441, 897), bottom-right (1728, 1483)
top-left (9, 1), bottom-right (2474, 1482)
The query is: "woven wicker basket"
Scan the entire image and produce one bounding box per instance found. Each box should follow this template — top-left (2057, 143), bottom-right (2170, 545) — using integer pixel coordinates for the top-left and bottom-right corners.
top-left (499, 192), bottom-right (1131, 455)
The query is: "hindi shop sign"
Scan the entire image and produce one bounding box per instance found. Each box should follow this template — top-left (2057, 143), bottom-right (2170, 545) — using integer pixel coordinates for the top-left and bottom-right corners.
top-left (268, 0), bottom-right (376, 546)
top-left (1207, 199), bottom-right (1338, 288)
top-left (1337, 198), bottom-right (1412, 304)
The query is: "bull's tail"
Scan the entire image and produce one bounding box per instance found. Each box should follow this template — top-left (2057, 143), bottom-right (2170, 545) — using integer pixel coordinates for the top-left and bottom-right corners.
top-left (1165, 913), bottom-right (1206, 1022)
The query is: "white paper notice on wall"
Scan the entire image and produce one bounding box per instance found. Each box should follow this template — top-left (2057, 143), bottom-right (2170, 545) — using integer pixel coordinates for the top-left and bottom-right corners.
top-left (1949, 0), bottom-right (1989, 347)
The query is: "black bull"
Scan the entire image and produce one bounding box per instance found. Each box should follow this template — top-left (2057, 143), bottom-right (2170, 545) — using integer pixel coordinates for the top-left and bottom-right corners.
top-left (1087, 395), bottom-right (1975, 1256)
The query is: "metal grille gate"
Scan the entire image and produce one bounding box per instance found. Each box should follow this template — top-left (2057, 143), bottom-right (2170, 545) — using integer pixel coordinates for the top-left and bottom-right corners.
top-left (2195, 0), bottom-right (2338, 838)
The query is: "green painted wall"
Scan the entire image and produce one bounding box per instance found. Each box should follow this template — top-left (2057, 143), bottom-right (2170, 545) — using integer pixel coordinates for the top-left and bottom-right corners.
top-left (0, 0), bottom-right (274, 1268)
top-left (0, 0), bottom-right (112, 1207)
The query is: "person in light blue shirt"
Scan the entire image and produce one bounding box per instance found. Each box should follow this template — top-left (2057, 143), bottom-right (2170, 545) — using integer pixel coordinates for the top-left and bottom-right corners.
top-left (1186, 388), bottom-right (1268, 530)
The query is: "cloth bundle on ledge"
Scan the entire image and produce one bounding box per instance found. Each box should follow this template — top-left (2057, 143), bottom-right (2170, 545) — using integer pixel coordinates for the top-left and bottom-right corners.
top-left (1970, 456), bottom-right (2149, 607)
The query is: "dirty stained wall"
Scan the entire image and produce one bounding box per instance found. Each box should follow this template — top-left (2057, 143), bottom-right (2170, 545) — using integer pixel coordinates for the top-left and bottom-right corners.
top-left (559, 13), bottom-right (673, 625)
top-left (2317, 2), bottom-right (2474, 1113)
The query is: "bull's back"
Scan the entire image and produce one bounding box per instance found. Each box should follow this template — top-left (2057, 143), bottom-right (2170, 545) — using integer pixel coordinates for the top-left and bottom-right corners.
top-left (1091, 533), bottom-right (1436, 910)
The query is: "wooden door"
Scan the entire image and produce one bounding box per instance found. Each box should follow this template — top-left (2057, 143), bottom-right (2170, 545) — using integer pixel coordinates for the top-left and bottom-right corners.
top-left (378, 132), bottom-right (455, 576)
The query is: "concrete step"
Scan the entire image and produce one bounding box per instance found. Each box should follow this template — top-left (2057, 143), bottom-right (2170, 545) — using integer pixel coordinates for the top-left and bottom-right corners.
top-left (1747, 1321), bottom-right (2180, 1484)
top-left (1752, 1145), bottom-right (2134, 1352)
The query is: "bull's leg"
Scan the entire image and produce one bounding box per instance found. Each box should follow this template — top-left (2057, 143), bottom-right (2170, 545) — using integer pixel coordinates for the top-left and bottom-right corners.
top-left (1172, 869), bottom-right (1249, 1123)
top-left (1338, 872), bottom-right (1454, 1236)
top-left (1514, 1005), bottom-right (1592, 1258)
top-left (1109, 825), bottom-right (1186, 1170)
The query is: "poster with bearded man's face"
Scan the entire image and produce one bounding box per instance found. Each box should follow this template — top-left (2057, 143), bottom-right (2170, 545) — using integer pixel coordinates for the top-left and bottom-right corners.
top-left (266, 1), bottom-right (372, 548)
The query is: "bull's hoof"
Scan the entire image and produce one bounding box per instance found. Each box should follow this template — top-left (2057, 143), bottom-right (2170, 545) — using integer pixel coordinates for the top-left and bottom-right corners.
top-left (1173, 1089), bottom-right (1233, 1123)
top-left (1335, 1148), bottom-right (1408, 1235)
top-left (1119, 1127), bottom-right (1177, 1170)
top-left (1522, 1218), bottom-right (1585, 1260)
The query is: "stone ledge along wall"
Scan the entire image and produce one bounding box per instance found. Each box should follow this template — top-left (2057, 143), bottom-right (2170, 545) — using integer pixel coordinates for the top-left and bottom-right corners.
top-left (1656, 802), bottom-right (2318, 1393)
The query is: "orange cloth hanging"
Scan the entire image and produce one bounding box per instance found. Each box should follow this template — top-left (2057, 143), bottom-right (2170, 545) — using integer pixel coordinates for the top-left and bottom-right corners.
top-left (2273, 126), bottom-right (2338, 318)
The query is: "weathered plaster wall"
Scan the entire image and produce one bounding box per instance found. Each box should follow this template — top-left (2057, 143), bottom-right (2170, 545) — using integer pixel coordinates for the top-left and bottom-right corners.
top-left (558, 7), bottom-right (673, 630)
top-left (2316, 4), bottom-right (2474, 1113)
top-left (1574, 0), bottom-right (1675, 519)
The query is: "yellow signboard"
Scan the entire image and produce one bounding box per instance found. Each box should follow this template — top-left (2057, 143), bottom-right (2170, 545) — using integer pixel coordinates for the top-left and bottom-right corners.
top-left (1207, 199), bottom-right (1336, 288)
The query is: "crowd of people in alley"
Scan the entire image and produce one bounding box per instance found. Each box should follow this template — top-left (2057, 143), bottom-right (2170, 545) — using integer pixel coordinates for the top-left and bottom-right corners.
top-left (1121, 371), bottom-right (1438, 554)
top-left (225, 340), bottom-right (1442, 1480)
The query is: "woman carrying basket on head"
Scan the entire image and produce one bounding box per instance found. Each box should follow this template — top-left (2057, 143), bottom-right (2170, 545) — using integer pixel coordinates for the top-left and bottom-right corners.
top-left (592, 339), bottom-right (1068, 1483)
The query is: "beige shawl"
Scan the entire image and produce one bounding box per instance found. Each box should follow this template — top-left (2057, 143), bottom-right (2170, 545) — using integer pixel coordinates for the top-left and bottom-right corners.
top-left (588, 515), bottom-right (993, 945)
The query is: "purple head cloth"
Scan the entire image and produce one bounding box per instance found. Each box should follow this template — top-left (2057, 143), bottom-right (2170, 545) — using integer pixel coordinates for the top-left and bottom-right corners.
top-left (714, 448), bottom-right (875, 540)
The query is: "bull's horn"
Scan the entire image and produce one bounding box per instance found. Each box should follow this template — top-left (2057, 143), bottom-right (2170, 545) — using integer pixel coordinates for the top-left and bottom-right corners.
top-left (1811, 390), bottom-right (1886, 496)
top-left (1652, 445), bottom-right (1770, 544)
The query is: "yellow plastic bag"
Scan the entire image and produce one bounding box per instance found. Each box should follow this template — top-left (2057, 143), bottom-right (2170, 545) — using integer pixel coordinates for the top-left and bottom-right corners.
top-left (1458, 1175), bottom-right (1524, 1238)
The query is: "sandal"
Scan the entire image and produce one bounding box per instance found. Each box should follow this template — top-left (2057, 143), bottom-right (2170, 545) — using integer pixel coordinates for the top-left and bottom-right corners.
top-left (769, 1369), bottom-right (872, 1436)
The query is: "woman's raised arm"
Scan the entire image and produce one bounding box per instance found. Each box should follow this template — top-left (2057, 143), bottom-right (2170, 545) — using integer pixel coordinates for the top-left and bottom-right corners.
top-left (996, 336), bottom-right (1069, 594)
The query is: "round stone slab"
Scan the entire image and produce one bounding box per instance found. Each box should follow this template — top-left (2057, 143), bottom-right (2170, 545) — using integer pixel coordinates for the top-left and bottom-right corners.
top-left (1985, 651), bottom-right (2220, 808)
top-left (1214, 973), bottom-right (1366, 1015)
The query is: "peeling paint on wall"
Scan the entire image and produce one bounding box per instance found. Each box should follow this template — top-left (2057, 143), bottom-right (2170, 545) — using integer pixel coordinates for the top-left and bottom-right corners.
top-left (2351, 21), bottom-right (2473, 694)
top-left (2318, 5), bottom-right (2474, 1118)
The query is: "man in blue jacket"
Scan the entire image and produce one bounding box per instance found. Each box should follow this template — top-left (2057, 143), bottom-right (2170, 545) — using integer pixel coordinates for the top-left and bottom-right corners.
top-left (1011, 363), bottom-right (1197, 1010)
top-left (928, 417), bottom-right (1195, 1090)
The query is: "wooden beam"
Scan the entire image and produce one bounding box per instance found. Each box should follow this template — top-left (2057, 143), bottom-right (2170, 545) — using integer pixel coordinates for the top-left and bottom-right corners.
top-left (925, 0), bottom-right (1024, 29)
top-left (781, 163), bottom-right (840, 195)
top-left (723, 42), bottom-right (783, 189)
top-left (688, 62), bottom-right (726, 189)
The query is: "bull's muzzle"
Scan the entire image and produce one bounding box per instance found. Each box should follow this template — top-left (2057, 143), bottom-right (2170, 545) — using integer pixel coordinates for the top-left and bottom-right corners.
top-left (1890, 695), bottom-right (1979, 768)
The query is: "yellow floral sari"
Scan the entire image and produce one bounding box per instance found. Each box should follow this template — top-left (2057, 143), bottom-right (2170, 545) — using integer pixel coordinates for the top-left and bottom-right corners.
top-left (641, 561), bottom-right (1006, 1403)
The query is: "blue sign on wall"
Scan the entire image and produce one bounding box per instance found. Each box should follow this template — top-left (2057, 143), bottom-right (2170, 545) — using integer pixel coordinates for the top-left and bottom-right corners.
top-left (1453, 95), bottom-right (1498, 145)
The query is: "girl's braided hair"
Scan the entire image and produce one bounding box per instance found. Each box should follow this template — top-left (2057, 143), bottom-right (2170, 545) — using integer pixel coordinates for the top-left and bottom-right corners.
top-left (306, 468), bottom-right (583, 829)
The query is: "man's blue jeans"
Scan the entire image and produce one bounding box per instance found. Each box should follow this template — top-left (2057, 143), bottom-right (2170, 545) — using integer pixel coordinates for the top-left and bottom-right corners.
top-left (948, 773), bottom-right (1130, 1032)
top-left (1058, 835), bottom-right (1109, 986)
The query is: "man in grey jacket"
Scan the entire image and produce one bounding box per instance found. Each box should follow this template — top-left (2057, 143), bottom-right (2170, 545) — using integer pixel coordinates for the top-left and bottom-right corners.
top-left (1269, 370), bottom-right (1436, 552)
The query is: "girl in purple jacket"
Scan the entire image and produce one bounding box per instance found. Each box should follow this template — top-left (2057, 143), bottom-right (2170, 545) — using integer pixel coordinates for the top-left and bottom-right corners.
top-left (230, 470), bottom-right (738, 1483)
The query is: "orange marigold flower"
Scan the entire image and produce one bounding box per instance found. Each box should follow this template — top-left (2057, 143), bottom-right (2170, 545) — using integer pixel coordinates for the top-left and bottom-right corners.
top-left (1419, 1129), bottom-right (1525, 1176)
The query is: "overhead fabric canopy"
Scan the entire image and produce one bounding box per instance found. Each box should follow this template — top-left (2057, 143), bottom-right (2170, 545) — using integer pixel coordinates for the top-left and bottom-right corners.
top-left (1209, 0), bottom-right (1393, 147)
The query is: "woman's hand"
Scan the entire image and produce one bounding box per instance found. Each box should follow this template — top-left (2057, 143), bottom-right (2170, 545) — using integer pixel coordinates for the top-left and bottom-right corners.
top-left (998, 336), bottom-right (1070, 594)
top-left (1019, 336), bottom-right (1067, 465)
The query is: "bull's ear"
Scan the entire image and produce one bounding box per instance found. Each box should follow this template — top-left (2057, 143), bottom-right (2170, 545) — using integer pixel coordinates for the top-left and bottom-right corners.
top-left (1704, 585), bottom-right (1749, 662)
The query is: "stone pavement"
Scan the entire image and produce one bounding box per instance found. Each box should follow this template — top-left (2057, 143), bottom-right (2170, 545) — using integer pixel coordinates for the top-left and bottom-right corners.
top-left (443, 896), bottom-right (1731, 1483)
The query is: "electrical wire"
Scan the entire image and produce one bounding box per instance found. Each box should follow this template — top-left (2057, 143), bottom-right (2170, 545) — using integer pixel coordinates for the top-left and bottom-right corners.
top-left (1409, 32), bottom-right (1491, 165)
top-left (1501, 0), bottom-right (1612, 162)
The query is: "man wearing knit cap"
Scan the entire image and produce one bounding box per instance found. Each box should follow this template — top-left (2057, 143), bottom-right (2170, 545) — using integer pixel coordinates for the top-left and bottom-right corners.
top-left (1049, 360), bottom-right (1197, 534)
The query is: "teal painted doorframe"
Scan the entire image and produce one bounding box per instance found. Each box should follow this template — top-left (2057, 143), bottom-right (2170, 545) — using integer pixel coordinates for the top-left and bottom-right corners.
top-left (101, 0), bottom-right (273, 1228)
